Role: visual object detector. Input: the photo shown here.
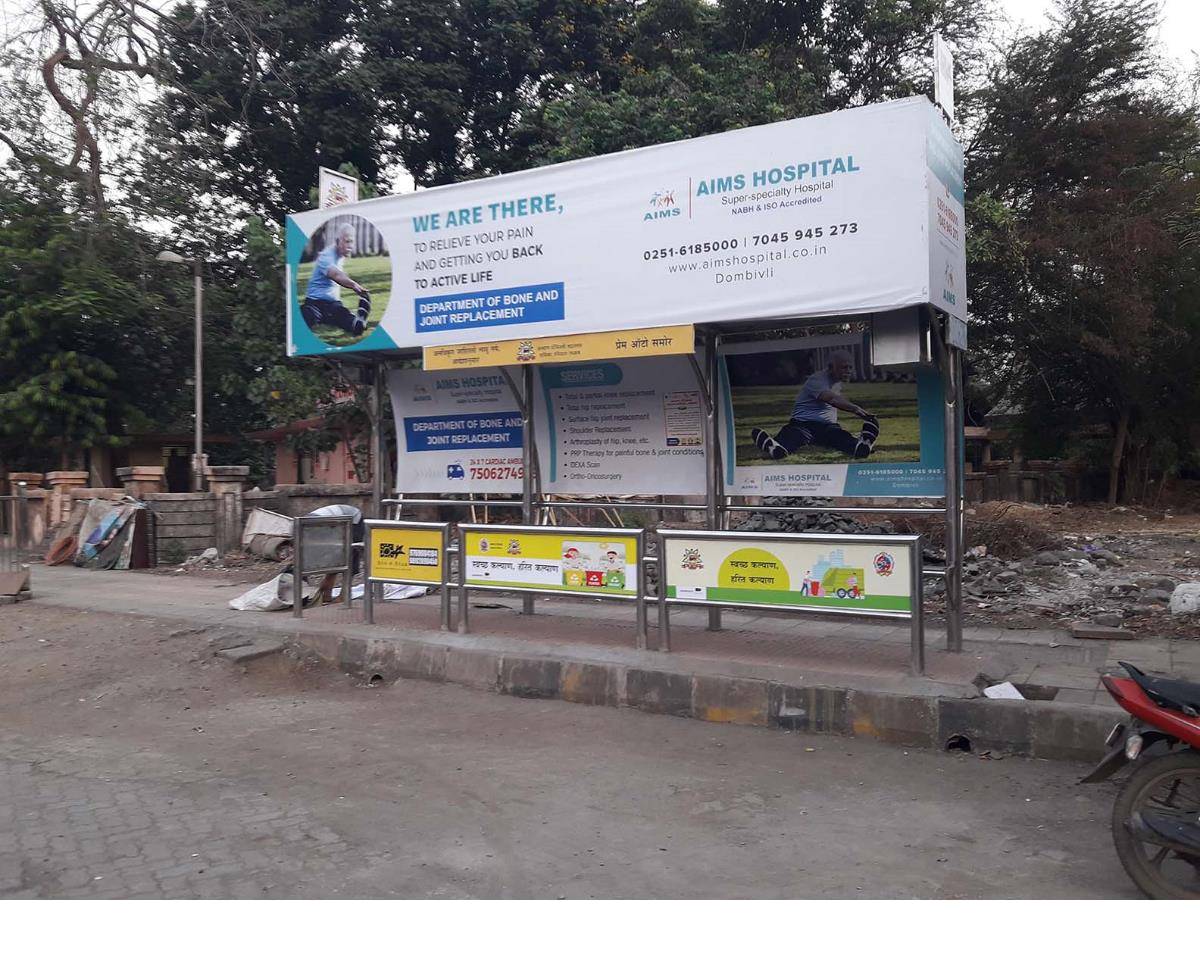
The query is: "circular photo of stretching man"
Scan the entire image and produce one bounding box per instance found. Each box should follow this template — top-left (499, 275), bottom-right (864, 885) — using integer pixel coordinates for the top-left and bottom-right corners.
top-left (295, 216), bottom-right (390, 348)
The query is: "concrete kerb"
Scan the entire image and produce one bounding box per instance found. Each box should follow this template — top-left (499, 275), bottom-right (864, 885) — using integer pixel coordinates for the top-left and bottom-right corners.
top-left (279, 623), bottom-right (1121, 763)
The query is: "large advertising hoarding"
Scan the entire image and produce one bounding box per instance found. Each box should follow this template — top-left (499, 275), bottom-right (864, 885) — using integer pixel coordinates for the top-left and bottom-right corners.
top-left (287, 97), bottom-right (966, 356)
top-left (719, 333), bottom-right (945, 497)
top-left (661, 534), bottom-right (914, 614)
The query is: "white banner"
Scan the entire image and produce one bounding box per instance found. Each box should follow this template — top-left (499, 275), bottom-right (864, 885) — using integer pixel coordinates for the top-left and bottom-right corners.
top-left (535, 356), bottom-right (706, 494)
top-left (288, 97), bottom-right (966, 356)
top-left (388, 367), bottom-right (524, 493)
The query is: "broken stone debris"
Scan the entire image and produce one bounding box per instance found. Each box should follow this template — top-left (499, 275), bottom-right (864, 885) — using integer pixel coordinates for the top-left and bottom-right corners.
top-left (1170, 583), bottom-right (1200, 616)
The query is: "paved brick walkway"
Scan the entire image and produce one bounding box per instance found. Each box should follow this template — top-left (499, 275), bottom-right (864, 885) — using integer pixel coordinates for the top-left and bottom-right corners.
top-left (0, 734), bottom-right (360, 898)
top-left (0, 598), bottom-right (1133, 898)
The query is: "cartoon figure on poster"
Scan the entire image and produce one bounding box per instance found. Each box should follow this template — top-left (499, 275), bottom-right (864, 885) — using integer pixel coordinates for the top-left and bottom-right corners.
top-left (560, 541), bottom-right (627, 591)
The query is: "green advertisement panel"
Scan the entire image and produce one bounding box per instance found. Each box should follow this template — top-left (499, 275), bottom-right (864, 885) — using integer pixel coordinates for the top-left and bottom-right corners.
top-left (661, 534), bottom-right (915, 614)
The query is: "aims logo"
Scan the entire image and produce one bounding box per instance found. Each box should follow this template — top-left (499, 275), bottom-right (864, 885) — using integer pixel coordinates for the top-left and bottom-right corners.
top-left (644, 189), bottom-right (681, 221)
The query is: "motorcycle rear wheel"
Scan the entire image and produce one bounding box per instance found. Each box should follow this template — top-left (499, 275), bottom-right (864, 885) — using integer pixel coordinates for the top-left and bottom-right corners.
top-left (1112, 749), bottom-right (1200, 899)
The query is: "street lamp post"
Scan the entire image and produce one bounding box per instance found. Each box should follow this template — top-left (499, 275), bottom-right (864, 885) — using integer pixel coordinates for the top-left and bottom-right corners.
top-left (157, 250), bottom-right (205, 491)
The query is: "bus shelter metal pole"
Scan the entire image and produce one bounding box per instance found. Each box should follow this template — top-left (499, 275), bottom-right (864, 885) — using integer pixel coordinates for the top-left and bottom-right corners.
top-left (704, 331), bottom-right (722, 632)
top-left (342, 518), bottom-right (353, 607)
top-left (910, 539), bottom-right (925, 675)
top-left (292, 516), bottom-right (304, 620)
top-left (939, 317), bottom-right (963, 652)
top-left (457, 529), bottom-right (470, 634)
top-left (440, 525), bottom-right (452, 631)
top-left (363, 523), bottom-right (375, 625)
top-left (655, 532), bottom-right (670, 651)
top-left (521, 363), bottom-right (535, 616)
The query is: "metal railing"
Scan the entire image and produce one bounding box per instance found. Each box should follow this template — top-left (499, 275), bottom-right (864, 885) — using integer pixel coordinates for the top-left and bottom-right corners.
top-left (0, 493), bottom-right (27, 575)
top-left (655, 529), bottom-right (926, 675)
top-left (455, 523), bottom-right (649, 648)
top-left (362, 520), bottom-right (453, 629)
top-left (291, 515), bottom-right (354, 619)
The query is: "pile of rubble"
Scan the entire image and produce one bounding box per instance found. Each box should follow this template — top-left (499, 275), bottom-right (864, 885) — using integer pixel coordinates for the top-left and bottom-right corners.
top-left (953, 537), bottom-right (1200, 631)
top-left (732, 497), bottom-right (898, 536)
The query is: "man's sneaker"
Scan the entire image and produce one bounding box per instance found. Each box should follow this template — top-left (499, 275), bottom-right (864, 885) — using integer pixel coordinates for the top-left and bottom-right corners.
top-left (859, 413), bottom-right (880, 446)
top-left (852, 438), bottom-right (873, 460)
top-left (751, 427), bottom-right (788, 461)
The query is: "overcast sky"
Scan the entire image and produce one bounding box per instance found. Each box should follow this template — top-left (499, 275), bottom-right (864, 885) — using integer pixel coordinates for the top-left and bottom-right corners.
top-left (999, 0), bottom-right (1199, 69)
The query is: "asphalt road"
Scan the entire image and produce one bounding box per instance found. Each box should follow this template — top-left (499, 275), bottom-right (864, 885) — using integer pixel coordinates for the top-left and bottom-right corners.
top-left (0, 602), bottom-right (1134, 898)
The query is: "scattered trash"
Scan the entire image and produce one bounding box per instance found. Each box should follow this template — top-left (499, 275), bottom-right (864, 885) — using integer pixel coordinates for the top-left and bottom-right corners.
top-left (228, 573), bottom-right (317, 612)
top-left (983, 681), bottom-right (1025, 700)
top-left (330, 583), bottom-right (428, 602)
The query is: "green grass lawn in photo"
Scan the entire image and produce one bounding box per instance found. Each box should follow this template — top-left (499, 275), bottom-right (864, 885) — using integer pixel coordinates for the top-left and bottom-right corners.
top-left (732, 381), bottom-right (921, 465)
top-left (296, 254), bottom-right (392, 347)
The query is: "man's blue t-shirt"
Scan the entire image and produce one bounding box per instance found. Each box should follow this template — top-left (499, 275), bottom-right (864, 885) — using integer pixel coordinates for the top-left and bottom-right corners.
top-left (790, 369), bottom-right (840, 424)
top-left (305, 245), bottom-right (343, 302)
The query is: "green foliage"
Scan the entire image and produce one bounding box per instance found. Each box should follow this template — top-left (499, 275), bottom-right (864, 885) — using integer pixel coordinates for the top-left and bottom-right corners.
top-left (0, 178), bottom-right (191, 469)
top-left (966, 0), bottom-right (1200, 500)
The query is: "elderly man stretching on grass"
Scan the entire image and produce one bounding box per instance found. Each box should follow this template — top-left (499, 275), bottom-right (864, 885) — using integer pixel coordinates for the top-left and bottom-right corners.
top-left (751, 350), bottom-right (880, 461)
top-left (300, 224), bottom-right (371, 337)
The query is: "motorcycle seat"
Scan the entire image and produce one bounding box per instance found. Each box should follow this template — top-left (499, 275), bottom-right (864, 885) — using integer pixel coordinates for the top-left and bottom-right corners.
top-left (1119, 662), bottom-right (1200, 717)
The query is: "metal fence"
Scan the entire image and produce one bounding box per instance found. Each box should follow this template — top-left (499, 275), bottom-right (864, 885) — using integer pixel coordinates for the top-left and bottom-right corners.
top-left (291, 515), bottom-right (355, 619)
top-left (0, 493), bottom-right (26, 574)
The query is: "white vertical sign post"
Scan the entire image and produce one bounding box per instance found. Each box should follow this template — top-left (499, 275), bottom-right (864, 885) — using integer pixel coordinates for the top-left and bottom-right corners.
top-left (318, 167), bottom-right (360, 209)
top-left (933, 33), bottom-right (955, 123)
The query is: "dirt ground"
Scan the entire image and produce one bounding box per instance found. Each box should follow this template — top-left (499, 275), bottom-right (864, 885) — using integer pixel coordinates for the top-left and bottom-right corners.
top-left (0, 600), bottom-right (1135, 899)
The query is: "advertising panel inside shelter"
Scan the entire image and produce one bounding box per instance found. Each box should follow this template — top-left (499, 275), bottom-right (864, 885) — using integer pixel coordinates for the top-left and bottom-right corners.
top-left (287, 97), bottom-right (965, 356)
top-left (390, 355), bottom-right (709, 496)
top-left (720, 332), bottom-right (945, 497)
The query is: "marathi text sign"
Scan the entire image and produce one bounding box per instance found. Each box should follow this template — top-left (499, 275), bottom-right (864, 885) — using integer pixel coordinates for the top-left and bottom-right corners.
top-left (423, 325), bottom-right (694, 370)
top-left (462, 527), bottom-right (639, 597)
top-left (287, 97), bottom-right (966, 356)
top-left (661, 533), bottom-right (915, 614)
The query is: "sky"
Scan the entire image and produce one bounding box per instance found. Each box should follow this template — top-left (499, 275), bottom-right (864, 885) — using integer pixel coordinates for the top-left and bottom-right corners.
top-left (999, 0), bottom-right (1199, 70)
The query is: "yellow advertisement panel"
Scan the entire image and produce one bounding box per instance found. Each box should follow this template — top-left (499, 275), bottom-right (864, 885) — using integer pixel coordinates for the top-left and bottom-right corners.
top-left (368, 526), bottom-right (445, 583)
top-left (462, 529), bottom-right (638, 596)
top-left (663, 536), bottom-right (913, 613)
top-left (423, 325), bottom-right (694, 370)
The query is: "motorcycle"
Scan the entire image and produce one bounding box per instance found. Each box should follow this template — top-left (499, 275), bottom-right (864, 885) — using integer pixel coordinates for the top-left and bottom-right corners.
top-left (1082, 662), bottom-right (1200, 899)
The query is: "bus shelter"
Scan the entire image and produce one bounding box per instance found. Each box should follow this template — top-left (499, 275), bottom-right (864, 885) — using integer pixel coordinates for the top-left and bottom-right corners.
top-left (284, 96), bottom-right (968, 668)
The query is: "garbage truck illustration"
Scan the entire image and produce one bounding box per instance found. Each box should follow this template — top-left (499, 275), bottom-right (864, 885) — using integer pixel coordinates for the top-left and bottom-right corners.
top-left (821, 566), bottom-right (865, 599)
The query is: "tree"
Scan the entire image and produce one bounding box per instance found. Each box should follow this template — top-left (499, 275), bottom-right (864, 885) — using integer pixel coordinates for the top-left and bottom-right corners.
top-left (0, 173), bottom-right (191, 470)
top-left (967, 0), bottom-right (1200, 503)
top-left (521, 0), bottom-right (993, 163)
top-left (158, 0), bottom-right (386, 223)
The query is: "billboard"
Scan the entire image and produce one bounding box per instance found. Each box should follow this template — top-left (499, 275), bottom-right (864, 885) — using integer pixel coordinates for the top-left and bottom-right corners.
top-left (287, 97), bottom-right (966, 356)
top-left (719, 333), bottom-right (945, 497)
top-left (661, 533), bottom-right (915, 614)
